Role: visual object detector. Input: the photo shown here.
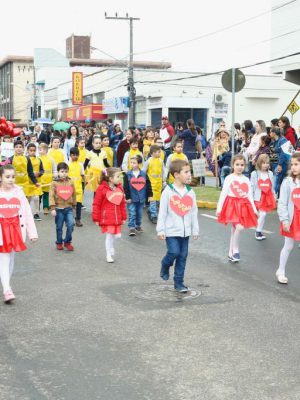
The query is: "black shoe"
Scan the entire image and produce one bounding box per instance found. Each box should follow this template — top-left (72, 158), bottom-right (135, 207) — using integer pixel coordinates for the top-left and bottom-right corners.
top-left (151, 217), bottom-right (158, 224)
top-left (129, 228), bottom-right (136, 236)
top-left (34, 214), bottom-right (41, 221)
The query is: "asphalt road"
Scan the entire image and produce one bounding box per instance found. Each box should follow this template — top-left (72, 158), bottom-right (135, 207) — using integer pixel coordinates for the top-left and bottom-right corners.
top-left (0, 196), bottom-right (300, 400)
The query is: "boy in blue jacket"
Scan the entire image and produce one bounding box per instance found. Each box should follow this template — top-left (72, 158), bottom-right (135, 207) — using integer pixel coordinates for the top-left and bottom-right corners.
top-left (123, 155), bottom-right (153, 236)
top-left (156, 159), bottom-right (199, 292)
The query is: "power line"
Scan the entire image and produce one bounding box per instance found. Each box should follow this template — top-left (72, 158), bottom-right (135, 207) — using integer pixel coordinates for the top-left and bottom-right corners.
top-left (136, 51), bottom-right (300, 84)
top-left (133, 0), bottom-right (296, 56)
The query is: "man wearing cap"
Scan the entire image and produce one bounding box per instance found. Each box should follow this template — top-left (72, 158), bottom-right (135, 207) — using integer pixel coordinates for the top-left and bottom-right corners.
top-left (160, 116), bottom-right (175, 156)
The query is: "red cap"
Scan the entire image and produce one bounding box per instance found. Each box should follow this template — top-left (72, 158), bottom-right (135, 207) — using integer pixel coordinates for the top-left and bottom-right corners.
top-left (161, 115), bottom-right (168, 120)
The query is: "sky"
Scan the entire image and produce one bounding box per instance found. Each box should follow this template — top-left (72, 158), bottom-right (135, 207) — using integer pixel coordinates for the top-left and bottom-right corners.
top-left (1, 0), bottom-right (276, 74)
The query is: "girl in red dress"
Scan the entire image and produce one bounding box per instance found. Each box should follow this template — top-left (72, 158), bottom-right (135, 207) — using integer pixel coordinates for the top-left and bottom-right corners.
top-left (217, 154), bottom-right (258, 263)
top-left (92, 167), bottom-right (127, 263)
top-left (277, 152), bottom-right (300, 284)
top-left (0, 164), bottom-right (38, 303)
top-left (250, 154), bottom-right (276, 241)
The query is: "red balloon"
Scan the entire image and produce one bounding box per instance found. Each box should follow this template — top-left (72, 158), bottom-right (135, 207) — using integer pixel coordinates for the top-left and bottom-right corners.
top-left (0, 116), bottom-right (6, 124)
top-left (11, 122), bottom-right (16, 128)
top-left (6, 122), bottom-right (13, 133)
top-left (12, 127), bottom-right (22, 137)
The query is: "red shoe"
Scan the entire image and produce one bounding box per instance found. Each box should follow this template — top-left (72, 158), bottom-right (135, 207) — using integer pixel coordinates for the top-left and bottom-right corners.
top-left (64, 242), bottom-right (74, 251)
top-left (56, 243), bottom-right (64, 250)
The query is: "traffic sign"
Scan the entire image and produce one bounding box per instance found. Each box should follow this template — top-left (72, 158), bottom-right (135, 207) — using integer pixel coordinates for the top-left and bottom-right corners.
top-left (288, 100), bottom-right (299, 115)
top-left (221, 68), bottom-right (246, 93)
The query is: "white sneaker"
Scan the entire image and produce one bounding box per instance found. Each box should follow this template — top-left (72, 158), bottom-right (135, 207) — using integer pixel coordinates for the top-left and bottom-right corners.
top-left (106, 254), bottom-right (114, 263)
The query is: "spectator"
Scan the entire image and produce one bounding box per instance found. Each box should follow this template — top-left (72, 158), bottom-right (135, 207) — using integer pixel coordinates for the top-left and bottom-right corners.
top-left (64, 125), bottom-right (79, 159)
top-left (252, 135), bottom-right (271, 166)
top-left (110, 124), bottom-right (123, 150)
top-left (178, 118), bottom-right (198, 160)
top-left (160, 116), bottom-right (175, 155)
top-left (270, 118), bottom-right (279, 128)
top-left (278, 116), bottom-right (296, 147)
top-left (246, 120), bottom-right (267, 173)
top-left (116, 128), bottom-right (134, 167)
top-left (270, 127), bottom-right (289, 196)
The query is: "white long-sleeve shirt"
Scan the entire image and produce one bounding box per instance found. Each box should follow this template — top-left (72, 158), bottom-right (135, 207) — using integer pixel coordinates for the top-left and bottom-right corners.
top-left (246, 132), bottom-right (267, 159)
top-left (217, 174), bottom-right (257, 214)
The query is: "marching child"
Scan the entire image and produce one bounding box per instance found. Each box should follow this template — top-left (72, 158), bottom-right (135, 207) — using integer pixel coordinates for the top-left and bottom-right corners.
top-left (92, 168), bottom-right (127, 263)
top-left (49, 162), bottom-right (77, 251)
top-left (121, 137), bottom-right (143, 172)
top-left (251, 154), bottom-right (276, 241)
top-left (39, 143), bottom-right (57, 215)
top-left (143, 127), bottom-right (155, 160)
top-left (68, 147), bottom-right (85, 227)
top-left (143, 144), bottom-right (165, 224)
top-left (101, 134), bottom-right (114, 167)
top-left (48, 136), bottom-right (66, 166)
top-left (123, 155), bottom-right (153, 236)
top-left (165, 139), bottom-right (188, 184)
top-left (156, 159), bottom-right (199, 292)
top-left (276, 152), bottom-right (300, 284)
top-left (9, 140), bottom-right (36, 196)
top-left (26, 143), bottom-right (44, 221)
top-left (153, 137), bottom-right (166, 163)
top-left (84, 135), bottom-right (110, 193)
top-left (77, 136), bottom-right (89, 164)
top-left (0, 164), bottom-right (38, 303)
top-left (217, 154), bottom-right (258, 263)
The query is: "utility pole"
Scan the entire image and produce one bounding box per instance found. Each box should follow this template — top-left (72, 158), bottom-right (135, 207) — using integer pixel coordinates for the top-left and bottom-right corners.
top-left (32, 66), bottom-right (38, 121)
top-left (105, 13), bottom-right (140, 127)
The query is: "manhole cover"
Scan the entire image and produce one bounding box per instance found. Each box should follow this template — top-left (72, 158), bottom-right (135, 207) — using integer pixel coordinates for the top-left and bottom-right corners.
top-left (132, 283), bottom-right (202, 302)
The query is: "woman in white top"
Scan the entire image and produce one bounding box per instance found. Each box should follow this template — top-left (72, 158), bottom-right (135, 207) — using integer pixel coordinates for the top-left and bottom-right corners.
top-left (64, 125), bottom-right (79, 160)
top-left (246, 120), bottom-right (267, 173)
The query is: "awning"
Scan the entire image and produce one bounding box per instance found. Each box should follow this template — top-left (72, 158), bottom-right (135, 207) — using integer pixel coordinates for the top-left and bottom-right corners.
top-left (60, 104), bottom-right (108, 122)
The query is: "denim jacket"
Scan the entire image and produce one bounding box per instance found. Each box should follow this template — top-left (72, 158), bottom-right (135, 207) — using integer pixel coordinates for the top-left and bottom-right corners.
top-left (123, 170), bottom-right (153, 203)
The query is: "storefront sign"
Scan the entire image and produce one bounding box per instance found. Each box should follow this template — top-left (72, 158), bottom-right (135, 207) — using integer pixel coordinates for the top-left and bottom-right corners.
top-left (72, 72), bottom-right (83, 105)
top-left (103, 97), bottom-right (129, 114)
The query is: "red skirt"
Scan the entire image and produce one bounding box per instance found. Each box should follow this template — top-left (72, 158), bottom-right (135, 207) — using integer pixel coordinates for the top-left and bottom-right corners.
top-left (0, 216), bottom-right (27, 253)
top-left (101, 225), bottom-right (122, 235)
top-left (254, 190), bottom-right (276, 212)
top-left (218, 196), bottom-right (258, 228)
top-left (280, 209), bottom-right (300, 241)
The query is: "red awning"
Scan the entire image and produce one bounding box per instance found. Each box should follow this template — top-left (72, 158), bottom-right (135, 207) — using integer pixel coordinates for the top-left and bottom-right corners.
top-left (60, 104), bottom-right (108, 121)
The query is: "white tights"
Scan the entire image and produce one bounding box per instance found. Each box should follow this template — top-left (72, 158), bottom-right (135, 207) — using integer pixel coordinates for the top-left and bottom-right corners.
top-left (229, 224), bottom-right (244, 257)
top-left (257, 211), bottom-right (266, 232)
top-left (277, 237), bottom-right (294, 277)
top-left (0, 252), bottom-right (15, 293)
top-left (105, 233), bottom-right (121, 256)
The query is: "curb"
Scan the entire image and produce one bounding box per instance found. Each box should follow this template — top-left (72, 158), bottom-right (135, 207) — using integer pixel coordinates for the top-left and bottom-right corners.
top-left (197, 200), bottom-right (217, 209)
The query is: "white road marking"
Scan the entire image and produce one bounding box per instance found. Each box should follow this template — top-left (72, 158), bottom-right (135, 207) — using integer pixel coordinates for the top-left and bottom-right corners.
top-left (200, 213), bottom-right (274, 234)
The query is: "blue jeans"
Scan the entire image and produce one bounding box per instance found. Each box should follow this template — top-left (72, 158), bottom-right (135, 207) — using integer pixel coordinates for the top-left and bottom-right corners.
top-left (161, 237), bottom-right (189, 287)
top-left (55, 207), bottom-right (75, 244)
top-left (272, 163), bottom-right (287, 196)
top-left (149, 201), bottom-right (159, 218)
top-left (127, 202), bottom-right (144, 228)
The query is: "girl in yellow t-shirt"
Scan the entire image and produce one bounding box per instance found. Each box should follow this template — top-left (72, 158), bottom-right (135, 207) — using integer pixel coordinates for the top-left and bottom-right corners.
top-left (39, 143), bottom-right (57, 214)
top-left (48, 136), bottom-right (66, 166)
top-left (101, 135), bottom-right (114, 167)
top-left (84, 135), bottom-right (110, 192)
top-left (143, 127), bottom-right (155, 160)
top-left (165, 139), bottom-right (188, 184)
top-left (26, 143), bottom-right (44, 220)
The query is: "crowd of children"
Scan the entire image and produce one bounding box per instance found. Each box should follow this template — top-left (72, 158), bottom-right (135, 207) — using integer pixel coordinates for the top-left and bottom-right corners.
top-left (0, 119), bottom-right (299, 303)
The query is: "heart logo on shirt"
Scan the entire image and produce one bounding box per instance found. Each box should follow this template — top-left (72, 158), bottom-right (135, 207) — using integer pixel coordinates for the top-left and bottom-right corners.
top-left (230, 181), bottom-right (249, 198)
top-left (130, 177), bottom-right (146, 191)
top-left (258, 179), bottom-right (271, 194)
top-left (106, 188), bottom-right (124, 205)
top-left (170, 195), bottom-right (193, 217)
top-left (292, 188), bottom-right (300, 210)
top-left (56, 185), bottom-right (74, 200)
top-left (0, 197), bottom-right (21, 218)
